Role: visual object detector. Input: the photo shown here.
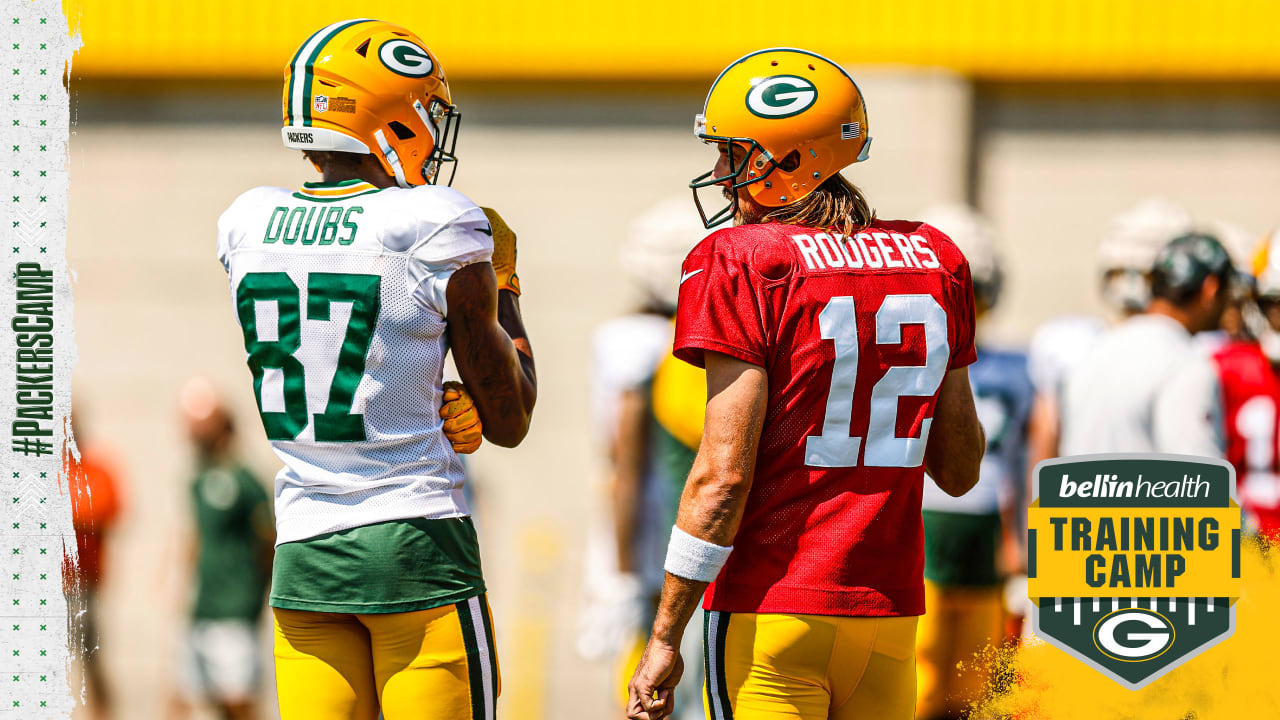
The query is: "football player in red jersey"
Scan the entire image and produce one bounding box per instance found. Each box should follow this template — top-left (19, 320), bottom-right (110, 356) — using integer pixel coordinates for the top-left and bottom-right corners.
top-left (1216, 228), bottom-right (1280, 539)
top-left (627, 49), bottom-right (985, 720)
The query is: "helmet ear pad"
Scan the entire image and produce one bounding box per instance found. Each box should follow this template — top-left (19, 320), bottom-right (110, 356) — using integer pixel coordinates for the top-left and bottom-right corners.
top-left (744, 147), bottom-right (828, 208)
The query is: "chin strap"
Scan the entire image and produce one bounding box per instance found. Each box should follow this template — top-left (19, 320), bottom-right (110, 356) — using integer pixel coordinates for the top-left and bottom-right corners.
top-left (373, 129), bottom-right (410, 188)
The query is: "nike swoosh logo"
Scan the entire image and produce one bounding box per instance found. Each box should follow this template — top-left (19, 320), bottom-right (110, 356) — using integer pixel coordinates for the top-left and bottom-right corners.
top-left (477, 227), bottom-right (493, 236)
top-left (680, 269), bottom-right (704, 285)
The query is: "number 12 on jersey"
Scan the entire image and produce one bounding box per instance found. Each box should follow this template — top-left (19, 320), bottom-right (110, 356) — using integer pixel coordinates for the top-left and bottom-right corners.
top-left (236, 271), bottom-right (381, 442)
top-left (805, 294), bottom-right (949, 468)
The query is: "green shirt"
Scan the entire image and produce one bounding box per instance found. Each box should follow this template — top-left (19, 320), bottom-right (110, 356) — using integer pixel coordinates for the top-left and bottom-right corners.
top-left (270, 516), bottom-right (485, 614)
top-left (192, 463), bottom-right (272, 621)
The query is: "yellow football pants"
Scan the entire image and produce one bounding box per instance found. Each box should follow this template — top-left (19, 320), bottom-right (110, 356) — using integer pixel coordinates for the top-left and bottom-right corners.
top-left (273, 595), bottom-right (500, 720)
top-left (914, 581), bottom-right (1003, 720)
top-left (703, 611), bottom-right (917, 720)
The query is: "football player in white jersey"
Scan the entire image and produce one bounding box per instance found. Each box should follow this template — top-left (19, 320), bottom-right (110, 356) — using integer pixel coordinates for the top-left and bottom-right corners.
top-left (1025, 198), bottom-right (1195, 473)
top-left (217, 20), bottom-right (534, 720)
top-left (578, 196), bottom-right (710, 720)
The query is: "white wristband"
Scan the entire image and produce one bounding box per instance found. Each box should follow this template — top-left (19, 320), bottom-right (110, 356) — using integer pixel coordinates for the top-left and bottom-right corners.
top-left (664, 525), bottom-right (733, 582)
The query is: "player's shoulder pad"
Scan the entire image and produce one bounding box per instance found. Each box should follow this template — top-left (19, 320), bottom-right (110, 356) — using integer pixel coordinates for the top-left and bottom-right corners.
top-left (686, 224), bottom-right (797, 282)
top-left (217, 186), bottom-right (291, 254)
top-left (381, 184), bottom-right (490, 253)
top-left (393, 184), bottom-right (482, 219)
top-left (911, 221), bottom-right (969, 274)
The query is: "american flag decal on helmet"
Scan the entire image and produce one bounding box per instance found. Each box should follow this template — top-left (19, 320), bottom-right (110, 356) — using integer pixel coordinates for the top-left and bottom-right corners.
top-left (841, 122), bottom-right (861, 140)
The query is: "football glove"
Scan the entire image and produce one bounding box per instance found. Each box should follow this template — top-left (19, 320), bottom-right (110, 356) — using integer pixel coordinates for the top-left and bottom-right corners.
top-left (440, 381), bottom-right (482, 454)
top-left (481, 207), bottom-right (521, 296)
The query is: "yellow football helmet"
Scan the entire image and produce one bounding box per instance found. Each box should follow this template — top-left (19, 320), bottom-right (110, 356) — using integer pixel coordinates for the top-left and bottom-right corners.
top-left (692, 48), bottom-right (871, 228)
top-left (281, 19), bottom-right (460, 187)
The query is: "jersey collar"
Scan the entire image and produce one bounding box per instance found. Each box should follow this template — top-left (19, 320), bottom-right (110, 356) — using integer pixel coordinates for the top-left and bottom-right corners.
top-left (293, 179), bottom-right (383, 202)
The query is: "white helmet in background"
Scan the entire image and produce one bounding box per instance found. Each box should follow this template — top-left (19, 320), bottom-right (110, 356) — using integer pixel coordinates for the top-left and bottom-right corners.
top-left (920, 204), bottom-right (1004, 312)
top-left (1201, 219), bottom-right (1256, 282)
top-left (1097, 197), bottom-right (1195, 314)
top-left (1254, 228), bottom-right (1280, 298)
top-left (1251, 228), bottom-right (1280, 361)
top-left (622, 196), bottom-right (720, 314)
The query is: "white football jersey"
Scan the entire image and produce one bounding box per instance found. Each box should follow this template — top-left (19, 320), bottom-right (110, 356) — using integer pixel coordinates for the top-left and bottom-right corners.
top-left (217, 179), bottom-right (493, 544)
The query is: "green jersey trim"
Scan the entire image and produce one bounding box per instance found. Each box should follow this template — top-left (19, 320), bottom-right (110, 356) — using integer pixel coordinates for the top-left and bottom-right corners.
top-left (302, 179), bottom-right (367, 188)
top-left (292, 180), bottom-right (384, 202)
top-left (290, 188), bottom-right (383, 203)
top-left (269, 516), bottom-right (485, 614)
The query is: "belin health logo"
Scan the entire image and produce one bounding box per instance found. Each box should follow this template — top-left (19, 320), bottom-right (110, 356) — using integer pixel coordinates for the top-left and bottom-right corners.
top-left (1027, 454), bottom-right (1241, 689)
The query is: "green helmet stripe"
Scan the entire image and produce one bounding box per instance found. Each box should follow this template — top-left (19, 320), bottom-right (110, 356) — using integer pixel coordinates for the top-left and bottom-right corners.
top-left (286, 19), bottom-right (372, 127)
top-left (302, 19), bottom-right (373, 127)
top-left (286, 23), bottom-right (335, 126)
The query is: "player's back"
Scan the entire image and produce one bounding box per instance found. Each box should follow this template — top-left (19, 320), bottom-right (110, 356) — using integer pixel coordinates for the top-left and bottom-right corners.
top-left (217, 180), bottom-right (492, 544)
top-left (674, 220), bottom-right (976, 617)
top-left (1059, 314), bottom-right (1218, 456)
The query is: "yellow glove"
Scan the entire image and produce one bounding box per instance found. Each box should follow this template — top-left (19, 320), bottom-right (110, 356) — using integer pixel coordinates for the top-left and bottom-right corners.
top-left (440, 381), bottom-right (483, 454)
top-left (481, 207), bottom-right (521, 296)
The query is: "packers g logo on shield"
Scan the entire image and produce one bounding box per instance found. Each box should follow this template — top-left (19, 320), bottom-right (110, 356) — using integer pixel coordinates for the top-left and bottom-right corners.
top-left (746, 76), bottom-right (818, 118)
top-left (379, 39), bottom-right (434, 77)
top-left (1094, 608), bottom-right (1175, 662)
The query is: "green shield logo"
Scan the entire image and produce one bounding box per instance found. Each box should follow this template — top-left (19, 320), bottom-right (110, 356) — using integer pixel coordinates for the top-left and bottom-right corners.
top-left (1027, 454), bottom-right (1240, 689)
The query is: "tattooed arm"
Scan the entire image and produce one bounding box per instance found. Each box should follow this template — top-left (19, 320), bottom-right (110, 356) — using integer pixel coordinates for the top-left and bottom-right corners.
top-left (445, 262), bottom-right (537, 447)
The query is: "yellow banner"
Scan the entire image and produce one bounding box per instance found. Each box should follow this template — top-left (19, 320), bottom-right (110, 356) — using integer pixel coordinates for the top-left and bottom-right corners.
top-left (67, 0), bottom-right (1280, 81)
top-left (1028, 506), bottom-right (1241, 598)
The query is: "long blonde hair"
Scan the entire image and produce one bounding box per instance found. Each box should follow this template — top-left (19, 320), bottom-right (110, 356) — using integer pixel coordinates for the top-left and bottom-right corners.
top-left (758, 173), bottom-right (875, 237)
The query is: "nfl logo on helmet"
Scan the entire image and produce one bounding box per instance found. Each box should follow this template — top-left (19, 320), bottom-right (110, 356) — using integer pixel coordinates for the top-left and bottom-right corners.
top-left (313, 94), bottom-right (329, 113)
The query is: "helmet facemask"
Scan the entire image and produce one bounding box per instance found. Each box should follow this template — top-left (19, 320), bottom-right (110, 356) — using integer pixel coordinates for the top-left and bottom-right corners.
top-left (416, 97), bottom-right (461, 186)
top-left (690, 119), bottom-right (781, 229)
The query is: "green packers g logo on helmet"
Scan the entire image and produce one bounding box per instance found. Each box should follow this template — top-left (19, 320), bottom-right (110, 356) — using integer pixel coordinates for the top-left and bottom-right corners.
top-left (745, 75), bottom-right (818, 119)
top-left (379, 39), bottom-right (434, 77)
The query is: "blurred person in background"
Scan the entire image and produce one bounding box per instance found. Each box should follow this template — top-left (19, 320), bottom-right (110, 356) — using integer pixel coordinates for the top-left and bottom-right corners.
top-left (1060, 232), bottom-right (1237, 457)
top-left (628, 49), bottom-right (985, 720)
top-left (1196, 220), bottom-right (1257, 343)
top-left (578, 196), bottom-right (710, 720)
top-left (1025, 199), bottom-right (1194, 474)
top-left (912, 206), bottom-right (1032, 720)
top-left (1249, 227), bottom-right (1280, 366)
top-left (66, 408), bottom-right (125, 720)
top-left (1219, 227), bottom-right (1280, 539)
top-left (169, 378), bottom-right (273, 720)
top-left (218, 20), bottom-right (534, 720)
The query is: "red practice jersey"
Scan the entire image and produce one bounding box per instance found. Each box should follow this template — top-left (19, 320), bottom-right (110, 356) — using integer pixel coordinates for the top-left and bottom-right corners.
top-left (1211, 339), bottom-right (1280, 538)
top-left (674, 220), bottom-right (976, 617)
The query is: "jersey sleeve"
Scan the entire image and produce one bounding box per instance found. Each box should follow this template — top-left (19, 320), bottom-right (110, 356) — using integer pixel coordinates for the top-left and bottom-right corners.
top-left (923, 224), bottom-right (978, 370)
top-left (673, 231), bottom-right (770, 369)
top-left (215, 188), bottom-right (261, 275)
top-left (407, 198), bottom-right (494, 317)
